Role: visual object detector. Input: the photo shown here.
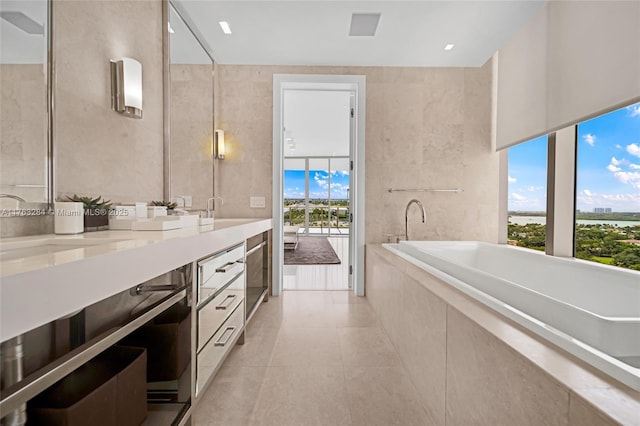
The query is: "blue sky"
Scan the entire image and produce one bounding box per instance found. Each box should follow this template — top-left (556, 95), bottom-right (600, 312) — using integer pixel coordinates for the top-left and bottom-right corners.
top-left (509, 103), bottom-right (640, 212)
top-left (284, 170), bottom-right (350, 199)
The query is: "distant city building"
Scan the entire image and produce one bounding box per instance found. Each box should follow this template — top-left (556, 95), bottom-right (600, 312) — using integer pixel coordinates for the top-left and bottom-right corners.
top-left (593, 208), bottom-right (612, 214)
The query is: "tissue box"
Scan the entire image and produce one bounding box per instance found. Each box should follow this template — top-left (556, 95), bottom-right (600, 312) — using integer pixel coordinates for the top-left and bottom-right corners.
top-left (135, 203), bottom-right (148, 219)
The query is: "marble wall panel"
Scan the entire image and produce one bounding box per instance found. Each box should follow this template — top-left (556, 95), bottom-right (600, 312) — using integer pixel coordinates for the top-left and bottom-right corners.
top-left (54, 0), bottom-right (163, 204)
top-left (215, 61), bottom-right (499, 243)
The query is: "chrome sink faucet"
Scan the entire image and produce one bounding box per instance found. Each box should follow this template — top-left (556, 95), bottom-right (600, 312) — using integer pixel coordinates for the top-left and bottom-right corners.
top-left (405, 199), bottom-right (426, 241)
top-left (206, 197), bottom-right (223, 218)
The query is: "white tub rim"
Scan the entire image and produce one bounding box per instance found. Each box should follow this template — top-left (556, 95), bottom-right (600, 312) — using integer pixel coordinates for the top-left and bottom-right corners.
top-left (383, 241), bottom-right (640, 392)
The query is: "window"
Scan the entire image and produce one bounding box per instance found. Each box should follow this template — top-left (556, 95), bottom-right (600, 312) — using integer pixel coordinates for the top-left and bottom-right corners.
top-left (507, 135), bottom-right (548, 251)
top-left (575, 103), bottom-right (640, 270)
top-left (283, 157), bottom-right (350, 236)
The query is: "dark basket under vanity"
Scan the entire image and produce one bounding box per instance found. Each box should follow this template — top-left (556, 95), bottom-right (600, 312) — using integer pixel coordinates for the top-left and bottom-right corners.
top-left (121, 303), bottom-right (192, 383)
top-left (27, 346), bottom-right (147, 426)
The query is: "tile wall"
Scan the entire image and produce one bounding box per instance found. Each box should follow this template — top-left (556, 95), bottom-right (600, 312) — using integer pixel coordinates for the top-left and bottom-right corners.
top-left (214, 61), bottom-right (499, 243)
top-left (54, 0), bottom-right (164, 204)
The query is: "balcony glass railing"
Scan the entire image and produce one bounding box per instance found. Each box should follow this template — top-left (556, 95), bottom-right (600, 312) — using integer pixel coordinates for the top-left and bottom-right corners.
top-left (283, 203), bottom-right (350, 235)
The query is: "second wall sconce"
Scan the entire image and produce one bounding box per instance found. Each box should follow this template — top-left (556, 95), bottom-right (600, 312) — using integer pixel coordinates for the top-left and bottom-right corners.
top-left (214, 129), bottom-right (225, 160)
top-left (110, 57), bottom-right (143, 119)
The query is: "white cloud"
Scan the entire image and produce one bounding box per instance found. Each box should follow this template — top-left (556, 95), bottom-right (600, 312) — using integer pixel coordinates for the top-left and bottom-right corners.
top-left (509, 192), bottom-right (545, 211)
top-left (577, 190), bottom-right (640, 212)
top-left (612, 170), bottom-right (640, 188)
top-left (627, 103), bottom-right (640, 117)
top-left (616, 144), bottom-right (623, 149)
top-left (508, 175), bottom-right (517, 184)
top-left (284, 190), bottom-right (305, 199)
top-left (607, 156), bottom-right (640, 188)
top-left (583, 133), bottom-right (596, 147)
top-left (313, 172), bottom-right (328, 189)
top-left (527, 185), bottom-right (543, 192)
top-left (627, 143), bottom-right (640, 158)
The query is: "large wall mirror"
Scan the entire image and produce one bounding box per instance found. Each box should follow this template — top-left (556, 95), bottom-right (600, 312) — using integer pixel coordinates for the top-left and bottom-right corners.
top-left (167, 2), bottom-right (214, 210)
top-left (0, 0), bottom-right (51, 209)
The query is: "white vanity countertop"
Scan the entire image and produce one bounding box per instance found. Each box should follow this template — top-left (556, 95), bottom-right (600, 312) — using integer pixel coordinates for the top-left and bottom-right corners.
top-left (0, 218), bottom-right (272, 342)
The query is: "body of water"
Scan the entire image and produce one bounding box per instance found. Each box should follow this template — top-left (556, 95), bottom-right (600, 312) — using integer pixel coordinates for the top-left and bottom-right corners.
top-left (509, 216), bottom-right (640, 228)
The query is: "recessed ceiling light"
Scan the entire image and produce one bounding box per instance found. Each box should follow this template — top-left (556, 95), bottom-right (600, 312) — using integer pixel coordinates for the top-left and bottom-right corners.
top-left (0, 11), bottom-right (44, 35)
top-left (219, 21), bottom-right (232, 35)
top-left (349, 13), bottom-right (381, 37)
top-left (444, 44), bottom-right (455, 51)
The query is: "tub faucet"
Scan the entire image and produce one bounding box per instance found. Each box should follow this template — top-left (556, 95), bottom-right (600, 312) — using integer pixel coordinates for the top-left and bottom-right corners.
top-left (405, 199), bottom-right (426, 241)
top-left (206, 197), bottom-right (224, 218)
top-left (0, 193), bottom-right (26, 204)
top-left (0, 194), bottom-right (25, 212)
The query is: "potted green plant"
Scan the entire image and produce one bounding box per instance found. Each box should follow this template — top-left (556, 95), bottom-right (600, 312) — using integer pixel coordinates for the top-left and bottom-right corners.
top-left (65, 194), bottom-right (112, 231)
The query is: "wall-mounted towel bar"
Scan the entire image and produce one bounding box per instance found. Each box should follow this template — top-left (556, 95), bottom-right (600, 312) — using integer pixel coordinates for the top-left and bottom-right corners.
top-left (387, 188), bottom-right (463, 193)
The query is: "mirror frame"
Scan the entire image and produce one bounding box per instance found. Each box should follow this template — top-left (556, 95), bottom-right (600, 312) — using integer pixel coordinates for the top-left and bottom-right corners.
top-left (0, 0), bottom-right (54, 214)
top-left (163, 0), bottom-right (217, 204)
top-left (47, 0), bottom-right (54, 208)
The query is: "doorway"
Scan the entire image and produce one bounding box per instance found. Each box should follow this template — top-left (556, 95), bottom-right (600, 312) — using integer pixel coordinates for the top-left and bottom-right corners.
top-left (272, 75), bottom-right (366, 296)
top-left (283, 156), bottom-right (351, 290)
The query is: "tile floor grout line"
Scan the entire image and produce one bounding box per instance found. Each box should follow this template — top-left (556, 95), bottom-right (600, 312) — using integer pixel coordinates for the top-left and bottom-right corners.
top-left (250, 310), bottom-right (284, 426)
top-left (198, 290), bottom-right (430, 425)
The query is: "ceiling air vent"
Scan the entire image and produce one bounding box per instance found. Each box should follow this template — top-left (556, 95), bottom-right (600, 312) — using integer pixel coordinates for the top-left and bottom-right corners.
top-left (349, 13), bottom-right (381, 37)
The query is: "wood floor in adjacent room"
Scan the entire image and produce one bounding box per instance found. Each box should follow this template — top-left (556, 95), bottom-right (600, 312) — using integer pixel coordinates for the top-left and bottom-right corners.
top-left (192, 290), bottom-right (432, 426)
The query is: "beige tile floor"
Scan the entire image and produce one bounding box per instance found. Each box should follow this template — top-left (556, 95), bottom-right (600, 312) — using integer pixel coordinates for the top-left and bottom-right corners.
top-left (193, 290), bottom-right (432, 426)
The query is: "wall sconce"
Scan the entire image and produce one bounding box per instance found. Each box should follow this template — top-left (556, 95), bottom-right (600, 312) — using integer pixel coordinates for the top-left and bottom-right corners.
top-left (110, 57), bottom-right (143, 119)
top-left (214, 129), bottom-right (225, 160)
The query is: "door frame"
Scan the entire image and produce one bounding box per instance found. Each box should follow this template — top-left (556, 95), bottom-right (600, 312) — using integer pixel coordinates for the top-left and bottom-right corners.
top-left (272, 74), bottom-right (366, 296)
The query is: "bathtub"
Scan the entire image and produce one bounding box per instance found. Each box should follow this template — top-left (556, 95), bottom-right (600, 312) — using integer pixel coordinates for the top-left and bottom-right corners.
top-left (384, 241), bottom-right (640, 392)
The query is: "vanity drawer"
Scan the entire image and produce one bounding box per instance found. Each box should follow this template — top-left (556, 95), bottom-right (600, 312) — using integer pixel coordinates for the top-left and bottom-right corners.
top-left (196, 303), bottom-right (244, 396)
top-left (197, 285), bottom-right (244, 351)
top-left (198, 243), bottom-right (244, 304)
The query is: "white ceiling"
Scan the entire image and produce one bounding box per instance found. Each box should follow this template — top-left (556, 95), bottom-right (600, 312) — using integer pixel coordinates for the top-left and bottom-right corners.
top-left (170, 3), bottom-right (214, 64)
top-left (283, 89), bottom-right (351, 157)
top-left (173, 0), bottom-right (547, 67)
top-left (0, 0), bottom-right (47, 64)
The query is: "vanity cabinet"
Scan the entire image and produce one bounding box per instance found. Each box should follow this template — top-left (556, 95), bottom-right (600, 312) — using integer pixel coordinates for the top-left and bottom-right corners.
top-left (192, 230), bottom-right (271, 398)
top-left (194, 242), bottom-right (245, 397)
top-left (0, 218), bottom-right (273, 425)
top-left (0, 267), bottom-right (193, 426)
top-left (245, 230), bottom-right (271, 322)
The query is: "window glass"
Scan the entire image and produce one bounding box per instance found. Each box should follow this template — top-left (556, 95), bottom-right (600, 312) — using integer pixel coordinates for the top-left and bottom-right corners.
top-left (575, 103), bottom-right (640, 270)
top-left (507, 135), bottom-right (548, 251)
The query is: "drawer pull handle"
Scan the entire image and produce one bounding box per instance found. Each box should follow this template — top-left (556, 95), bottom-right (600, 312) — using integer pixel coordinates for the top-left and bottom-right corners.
top-left (214, 326), bottom-right (236, 347)
top-left (216, 294), bottom-right (237, 310)
top-left (216, 262), bottom-right (240, 273)
top-left (134, 284), bottom-right (181, 295)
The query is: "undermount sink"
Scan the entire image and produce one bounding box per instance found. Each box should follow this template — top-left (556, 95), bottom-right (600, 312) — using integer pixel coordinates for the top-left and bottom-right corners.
top-left (0, 237), bottom-right (129, 262)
